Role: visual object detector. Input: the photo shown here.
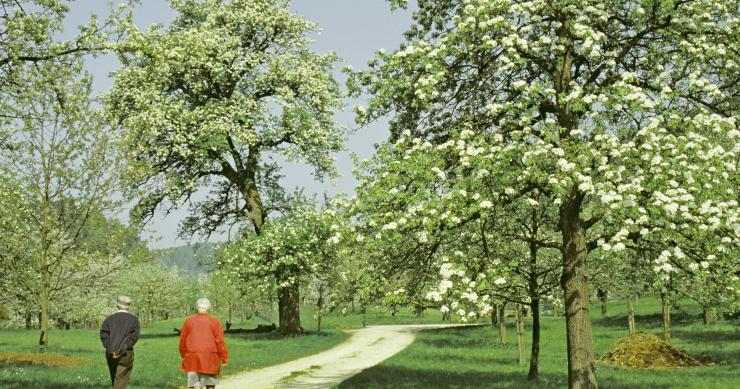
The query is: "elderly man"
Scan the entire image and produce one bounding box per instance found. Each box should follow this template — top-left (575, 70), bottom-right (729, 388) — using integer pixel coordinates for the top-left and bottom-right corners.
top-left (100, 295), bottom-right (140, 389)
top-left (179, 298), bottom-right (229, 389)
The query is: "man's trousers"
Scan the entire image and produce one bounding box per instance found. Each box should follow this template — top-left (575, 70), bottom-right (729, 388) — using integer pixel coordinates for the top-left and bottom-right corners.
top-left (106, 350), bottom-right (134, 389)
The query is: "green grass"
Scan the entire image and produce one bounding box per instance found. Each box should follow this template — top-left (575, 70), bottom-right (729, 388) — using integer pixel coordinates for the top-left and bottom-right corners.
top-left (0, 310), bottom-right (349, 389)
top-left (3, 300), bottom-right (736, 388)
top-left (339, 298), bottom-right (740, 388)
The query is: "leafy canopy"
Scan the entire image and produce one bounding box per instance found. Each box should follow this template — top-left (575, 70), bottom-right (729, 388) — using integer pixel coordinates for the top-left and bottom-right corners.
top-left (107, 0), bottom-right (345, 236)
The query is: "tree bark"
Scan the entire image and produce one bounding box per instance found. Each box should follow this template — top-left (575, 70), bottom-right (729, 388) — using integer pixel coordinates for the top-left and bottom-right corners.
top-left (597, 289), bottom-right (608, 316)
top-left (703, 306), bottom-right (714, 325)
top-left (560, 188), bottom-right (597, 389)
top-left (25, 311), bottom-right (32, 329)
top-left (527, 230), bottom-right (541, 380)
top-left (498, 303), bottom-right (507, 345)
top-left (661, 293), bottom-right (671, 343)
top-left (516, 303), bottom-right (526, 366)
top-left (39, 265), bottom-right (51, 349)
top-left (491, 304), bottom-right (497, 327)
top-left (627, 294), bottom-right (636, 335)
top-left (528, 298), bottom-right (541, 381)
top-left (278, 283), bottom-right (302, 335)
top-left (361, 305), bottom-right (367, 328)
top-left (316, 284), bottom-right (325, 333)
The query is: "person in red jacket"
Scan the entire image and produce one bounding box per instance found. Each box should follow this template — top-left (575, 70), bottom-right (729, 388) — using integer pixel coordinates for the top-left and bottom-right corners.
top-left (179, 298), bottom-right (228, 389)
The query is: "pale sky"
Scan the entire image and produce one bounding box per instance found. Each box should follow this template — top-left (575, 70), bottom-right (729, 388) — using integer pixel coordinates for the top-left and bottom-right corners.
top-left (64, 1), bottom-right (415, 248)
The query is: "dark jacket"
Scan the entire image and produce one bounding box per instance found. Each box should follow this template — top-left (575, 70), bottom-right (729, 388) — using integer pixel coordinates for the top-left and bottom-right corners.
top-left (100, 311), bottom-right (140, 355)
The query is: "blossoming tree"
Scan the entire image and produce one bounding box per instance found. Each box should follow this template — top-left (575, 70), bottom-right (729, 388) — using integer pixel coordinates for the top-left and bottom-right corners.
top-left (351, 0), bottom-right (739, 387)
top-left (106, 0), bottom-right (344, 334)
top-left (218, 205), bottom-right (344, 334)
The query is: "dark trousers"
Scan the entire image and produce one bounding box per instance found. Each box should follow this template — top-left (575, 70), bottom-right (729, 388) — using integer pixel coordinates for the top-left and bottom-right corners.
top-left (106, 350), bottom-right (134, 389)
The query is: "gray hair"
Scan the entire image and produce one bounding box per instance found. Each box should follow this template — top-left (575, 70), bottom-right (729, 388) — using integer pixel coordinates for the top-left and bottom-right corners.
top-left (196, 298), bottom-right (211, 313)
top-left (117, 295), bottom-right (132, 311)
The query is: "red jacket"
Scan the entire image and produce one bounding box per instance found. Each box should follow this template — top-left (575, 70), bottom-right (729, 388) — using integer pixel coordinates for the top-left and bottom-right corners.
top-left (179, 313), bottom-right (228, 374)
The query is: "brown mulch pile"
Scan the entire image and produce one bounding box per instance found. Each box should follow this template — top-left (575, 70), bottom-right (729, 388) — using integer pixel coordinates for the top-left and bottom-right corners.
top-left (597, 332), bottom-right (713, 369)
top-left (0, 352), bottom-right (89, 367)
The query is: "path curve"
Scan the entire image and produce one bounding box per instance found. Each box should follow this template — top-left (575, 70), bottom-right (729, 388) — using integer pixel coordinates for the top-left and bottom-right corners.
top-left (219, 324), bottom-right (472, 389)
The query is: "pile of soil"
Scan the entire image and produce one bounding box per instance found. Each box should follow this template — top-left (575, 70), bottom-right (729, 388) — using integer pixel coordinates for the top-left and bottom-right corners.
top-left (598, 332), bottom-right (712, 369)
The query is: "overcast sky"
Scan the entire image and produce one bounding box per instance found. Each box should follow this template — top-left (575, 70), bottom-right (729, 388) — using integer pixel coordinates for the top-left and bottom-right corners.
top-left (64, 1), bottom-right (415, 248)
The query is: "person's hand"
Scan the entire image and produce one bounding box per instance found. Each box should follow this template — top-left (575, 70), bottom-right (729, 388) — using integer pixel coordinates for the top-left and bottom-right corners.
top-left (111, 352), bottom-right (119, 359)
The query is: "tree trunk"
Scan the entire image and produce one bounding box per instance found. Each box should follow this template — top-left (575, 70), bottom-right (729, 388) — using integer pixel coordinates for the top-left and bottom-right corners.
top-left (25, 311), bottom-right (32, 329)
top-left (491, 304), bottom-right (497, 327)
top-left (516, 304), bottom-right (525, 366)
top-left (528, 298), bottom-right (541, 381)
top-left (278, 283), bottom-right (302, 335)
top-left (703, 306), bottom-right (714, 325)
top-left (560, 188), bottom-right (597, 389)
top-left (661, 293), bottom-right (671, 343)
top-left (498, 303), bottom-right (507, 345)
top-left (627, 294), bottom-right (636, 335)
top-left (316, 284), bottom-right (325, 333)
top-left (597, 289), bottom-right (608, 316)
top-left (39, 266), bottom-right (51, 349)
top-left (361, 305), bottom-right (367, 328)
top-left (527, 230), bottom-right (540, 380)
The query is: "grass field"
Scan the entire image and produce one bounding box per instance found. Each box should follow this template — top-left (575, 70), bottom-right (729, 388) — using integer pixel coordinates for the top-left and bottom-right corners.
top-left (339, 298), bottom-right (740, 388)
top-left (0, 309), bottom-right (349, 389)
top-left (0, 304), bottom-right (459, 389)
top-left (2, 299), bottom-right (737, 388)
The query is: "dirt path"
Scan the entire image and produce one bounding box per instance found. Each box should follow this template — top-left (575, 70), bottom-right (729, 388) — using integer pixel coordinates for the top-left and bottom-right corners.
top-left (219, 324), bottom-right (470, 389)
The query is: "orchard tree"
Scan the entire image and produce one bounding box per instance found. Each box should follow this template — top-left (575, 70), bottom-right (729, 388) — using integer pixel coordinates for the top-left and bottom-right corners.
top-left (218, 205), bottom-right (344, 334)
top-left (1, 0), bottom-right (130, 145)
top-left (352, 1), bottom-right (739, 387)
top-left (0, 55), bottom-right (123, 347)
top-left (119, 262), bottom-right (193, 323)
top-left (201, 272), bottom-right (253, 324)
top-left (590, 247), bottom-right (655, 335)
top-left (420, 196), bottom-right (561, 380)
top-left (106, 0), bottom-right (344, 335)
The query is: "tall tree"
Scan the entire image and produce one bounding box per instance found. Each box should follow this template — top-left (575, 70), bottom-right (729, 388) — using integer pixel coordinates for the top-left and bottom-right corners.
top-left (353, 1), bottom-right (739, 387)
top-left (106, 0), bottom-right (344, 335)
top-left (0, 54), bottom-right (122, 347)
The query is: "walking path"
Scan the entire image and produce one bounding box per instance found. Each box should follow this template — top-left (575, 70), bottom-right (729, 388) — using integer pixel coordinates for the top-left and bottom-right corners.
top-left (219, 324), bottom-right (471, 389)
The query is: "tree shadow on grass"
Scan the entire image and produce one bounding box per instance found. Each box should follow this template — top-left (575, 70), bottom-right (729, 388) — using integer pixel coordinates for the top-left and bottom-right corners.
top-left (683, 348), bottom-right (740, 366)
top-left (671, 329), bottom-right (740, 344)
top-left (413, 326), bottom-right (514, 346)
top-left (225, 329), bottom-right (336, 341)
top-left (337, 364), bottom-right (708, 389)
top-left (139, 333), bottom-right (179, 339)
top-left (593, 311), bottom-right (696, 329)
